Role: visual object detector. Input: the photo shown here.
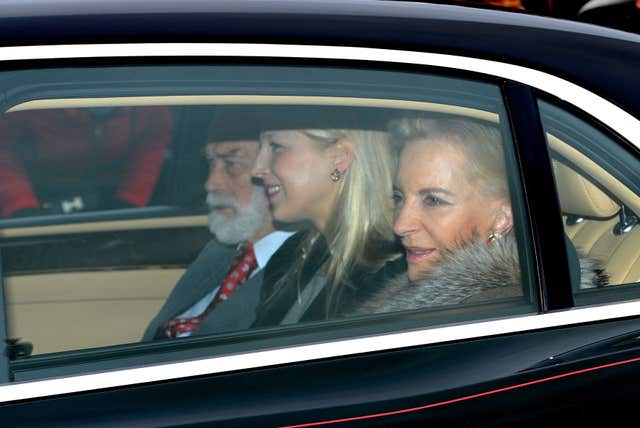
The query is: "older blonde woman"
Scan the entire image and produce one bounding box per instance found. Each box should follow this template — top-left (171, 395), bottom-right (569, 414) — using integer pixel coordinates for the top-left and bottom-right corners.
top-left (251, 107), bottom-right (400, 325)
top-left (348, 117), bottom-right (606, 316)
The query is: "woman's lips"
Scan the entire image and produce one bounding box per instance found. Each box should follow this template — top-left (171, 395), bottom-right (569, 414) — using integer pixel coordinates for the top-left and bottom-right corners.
top-left (265, 184), bottom-right (281, 201)
top-left (404, 246), bottom-right (436, 263)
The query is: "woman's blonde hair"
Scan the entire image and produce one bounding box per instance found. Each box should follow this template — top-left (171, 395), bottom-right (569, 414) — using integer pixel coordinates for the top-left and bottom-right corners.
top-left (276, 128), bottom-right (399, 316)
top-left (389, 117), bottom-right (510, 199)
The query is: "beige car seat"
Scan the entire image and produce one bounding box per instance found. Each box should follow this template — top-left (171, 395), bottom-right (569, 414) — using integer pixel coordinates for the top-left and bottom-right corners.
top-left (554, 161), bottom-right (640, 285)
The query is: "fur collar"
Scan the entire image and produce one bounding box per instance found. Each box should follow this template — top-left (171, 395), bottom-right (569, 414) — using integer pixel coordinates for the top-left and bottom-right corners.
top-left (347, 234), bottom-right (605, 316)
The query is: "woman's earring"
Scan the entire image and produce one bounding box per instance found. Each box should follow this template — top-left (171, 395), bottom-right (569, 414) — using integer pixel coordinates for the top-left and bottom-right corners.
top-left (487, 230), bottom-right (502, 245)
top-left (330, 168), bottom-right (341, 182)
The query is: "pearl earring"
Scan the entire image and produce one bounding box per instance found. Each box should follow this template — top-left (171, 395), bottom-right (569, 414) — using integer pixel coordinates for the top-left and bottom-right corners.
top-left (487, 230), bottom-right (502, 245)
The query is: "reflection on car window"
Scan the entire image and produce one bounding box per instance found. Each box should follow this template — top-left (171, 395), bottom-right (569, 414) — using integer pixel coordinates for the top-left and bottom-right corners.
top-left (0, 65), bottom-right (536, 383)
top-left (0, 107), bottom-right (174, 218)
top-left (539, 99), bottom-right (640, 305)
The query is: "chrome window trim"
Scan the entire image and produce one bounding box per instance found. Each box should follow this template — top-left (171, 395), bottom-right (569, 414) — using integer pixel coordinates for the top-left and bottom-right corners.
top-left (1, 299), bottom-right (640, 402)
top-left (0, 43), bottom-right (638, 148)
top-left (0, 43), bottom-right (639, 401)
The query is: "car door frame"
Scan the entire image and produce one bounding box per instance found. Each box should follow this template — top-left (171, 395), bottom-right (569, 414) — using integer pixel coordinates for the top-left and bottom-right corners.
top-left (0, 43), bottom-right (640, 427)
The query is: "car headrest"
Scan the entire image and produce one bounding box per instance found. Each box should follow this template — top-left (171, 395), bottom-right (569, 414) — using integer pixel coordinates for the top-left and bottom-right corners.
top-left (553, 161), bottom-right (619, 219)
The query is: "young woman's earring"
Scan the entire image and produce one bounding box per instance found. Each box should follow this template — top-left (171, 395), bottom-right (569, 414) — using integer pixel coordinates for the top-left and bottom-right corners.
top-left (487, 230), bottom-right (502, 245)
top-left (330, 168), bottom-right (341, 182)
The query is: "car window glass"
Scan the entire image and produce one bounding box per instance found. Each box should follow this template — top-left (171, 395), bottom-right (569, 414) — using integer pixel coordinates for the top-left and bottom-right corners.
top-left (539, 99), bottom-right (640, 306)
top-left (0, 106), bottom-right (175, 218)
top-left (0, 65), bottom-right (536, 382)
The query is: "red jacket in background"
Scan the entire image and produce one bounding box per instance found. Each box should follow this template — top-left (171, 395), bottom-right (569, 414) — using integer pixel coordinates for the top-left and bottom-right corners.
top-left (0, 106), bottom-right (174, 217)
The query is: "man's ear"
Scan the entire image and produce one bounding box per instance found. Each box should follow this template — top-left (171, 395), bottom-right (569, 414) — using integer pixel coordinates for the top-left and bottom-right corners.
top-left (330, 138), bottom-right (355, 173)
top-left (491, 199), bottom-right (514, 235)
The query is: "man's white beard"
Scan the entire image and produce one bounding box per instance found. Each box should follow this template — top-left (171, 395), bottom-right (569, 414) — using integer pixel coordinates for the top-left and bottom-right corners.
top-left (207, 187), bottom-right (270, 245)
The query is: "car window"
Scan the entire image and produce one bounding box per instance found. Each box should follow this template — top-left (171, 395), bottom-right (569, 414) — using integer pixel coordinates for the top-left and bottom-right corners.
top-left (0, 64), bottom-right (536, 382)
top-left (0, 106), bottom-right (175, 218)
top-left (539, 98), bottom-right (640, 306)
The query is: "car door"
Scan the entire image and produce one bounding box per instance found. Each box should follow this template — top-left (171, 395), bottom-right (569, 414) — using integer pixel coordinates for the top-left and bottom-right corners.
top-left (0, 42), bottom-right (638, 428)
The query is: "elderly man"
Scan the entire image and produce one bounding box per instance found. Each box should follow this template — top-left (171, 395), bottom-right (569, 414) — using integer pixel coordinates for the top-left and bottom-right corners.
top-left (142, 107), bottom-right (293, 340)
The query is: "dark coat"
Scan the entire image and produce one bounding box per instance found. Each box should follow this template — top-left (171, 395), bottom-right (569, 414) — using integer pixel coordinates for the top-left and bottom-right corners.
top-left (252, 232), bottom-right (329, 327)
top-left (142, 238), bottom-right (282, 341)
top-left (252, 231), bottom-right (401, 327)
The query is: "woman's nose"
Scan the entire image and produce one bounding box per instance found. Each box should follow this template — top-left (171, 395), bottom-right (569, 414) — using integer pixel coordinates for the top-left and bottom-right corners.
top-left (393, 204), bottom-right (419, 238)
top-left (252, 146), bottom-right (270, 178)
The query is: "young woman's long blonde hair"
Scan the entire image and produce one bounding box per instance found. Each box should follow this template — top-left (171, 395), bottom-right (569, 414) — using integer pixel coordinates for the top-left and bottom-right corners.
top-left (278, 128), bottom-right (399, 316)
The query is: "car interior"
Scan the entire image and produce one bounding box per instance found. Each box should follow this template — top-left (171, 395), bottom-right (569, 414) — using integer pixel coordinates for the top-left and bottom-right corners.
top-left (1, 90), bottom-right (638, 360)
top-left (549, 137), bottom-right (640, 288)
top-left (0, 94), bottom-right (513, 356)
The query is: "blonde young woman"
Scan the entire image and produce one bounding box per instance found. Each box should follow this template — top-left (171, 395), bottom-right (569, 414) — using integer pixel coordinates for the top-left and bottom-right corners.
top-left (251, 109), bottom-right (400, 325)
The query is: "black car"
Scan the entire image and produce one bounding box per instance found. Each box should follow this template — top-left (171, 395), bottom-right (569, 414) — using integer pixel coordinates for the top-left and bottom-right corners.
top-left (0, 0), bottom-right (639, 426)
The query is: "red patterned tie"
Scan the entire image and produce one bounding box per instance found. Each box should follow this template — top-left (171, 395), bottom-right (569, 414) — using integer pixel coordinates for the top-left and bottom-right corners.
top-left (158, 242), bottom-right (257, 339)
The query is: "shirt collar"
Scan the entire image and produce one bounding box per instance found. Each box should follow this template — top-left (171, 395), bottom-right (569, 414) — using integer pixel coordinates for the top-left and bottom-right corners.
top-left (252, 230), bottom-right (296, 270)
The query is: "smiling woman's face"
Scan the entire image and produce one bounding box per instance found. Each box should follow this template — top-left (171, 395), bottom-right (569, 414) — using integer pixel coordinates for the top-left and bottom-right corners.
top-left (393, 139), bottom-right (509, 281)
top-left (253, 130), bottom-right (338, 232)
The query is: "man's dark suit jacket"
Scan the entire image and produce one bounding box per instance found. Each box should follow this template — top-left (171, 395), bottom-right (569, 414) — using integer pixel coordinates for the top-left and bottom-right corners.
top-left (142, 239), bottom-right (265, 341)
